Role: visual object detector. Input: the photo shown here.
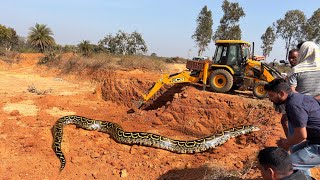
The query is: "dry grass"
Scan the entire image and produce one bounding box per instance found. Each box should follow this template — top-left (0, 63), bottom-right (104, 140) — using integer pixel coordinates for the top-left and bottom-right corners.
top-left (0, 51), bottom-right (21, 63)
top-left (118, 55), bottom-right (166, 71)
top-left (0, 50), bottom-right (189, 74)
top-left (203, 163), bottom-right (259, 180)
top-left (42, 53), bottom-right (176, 74)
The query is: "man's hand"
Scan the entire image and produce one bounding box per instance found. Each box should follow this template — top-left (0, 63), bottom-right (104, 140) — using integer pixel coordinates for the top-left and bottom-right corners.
top-left (277, 137), bottom-right (290, 150)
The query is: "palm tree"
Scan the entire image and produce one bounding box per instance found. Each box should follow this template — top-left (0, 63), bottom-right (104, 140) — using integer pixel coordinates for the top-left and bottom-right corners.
top-left (78, 40), bottom-right (93, 57)
top-left (28, 23), bottom-right (55, 52)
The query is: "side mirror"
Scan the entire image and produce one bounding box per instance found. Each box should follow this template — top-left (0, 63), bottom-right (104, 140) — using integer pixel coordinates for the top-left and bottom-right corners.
top-left (279, 60), bottom-right (288, 64)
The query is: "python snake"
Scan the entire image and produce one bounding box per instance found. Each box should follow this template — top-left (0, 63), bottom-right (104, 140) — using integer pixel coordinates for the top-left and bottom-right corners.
top-left (52, 115), bottom-right (260, 171)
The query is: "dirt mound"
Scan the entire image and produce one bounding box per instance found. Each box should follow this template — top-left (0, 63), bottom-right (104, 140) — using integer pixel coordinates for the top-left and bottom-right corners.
top-left (100, 71), bottom-right (151, 107)
top-left (96, 69), bottom-right (297, 179)
top-left (99, 69), bottom-right (167, 108)
top-left (1, 54), bottom-right (320, 179)
top-left (155, 86), bottom-right (275, 135)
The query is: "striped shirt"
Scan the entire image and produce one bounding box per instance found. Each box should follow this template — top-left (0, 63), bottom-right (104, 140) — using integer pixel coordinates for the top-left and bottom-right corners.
top-left (288, 71), bottom-right (320, 97)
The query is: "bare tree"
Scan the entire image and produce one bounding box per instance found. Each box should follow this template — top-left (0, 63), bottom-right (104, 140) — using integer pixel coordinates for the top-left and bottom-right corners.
top-left (304, 8), bottom-right (320, 43)
top-left (99, 30), bottom-right (147, 55)
top-left (192, 5), bottom-right (213, 56)
top-left (261, 26), bottom-right (276, 57)
top-left (214, 0), bottom-right (245, 40)
top-left (275, 10), bottom-right (306, 60)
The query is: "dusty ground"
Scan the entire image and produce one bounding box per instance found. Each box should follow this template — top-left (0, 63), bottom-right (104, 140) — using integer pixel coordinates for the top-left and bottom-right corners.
top-left (0, 54), bottom-right (319, 180)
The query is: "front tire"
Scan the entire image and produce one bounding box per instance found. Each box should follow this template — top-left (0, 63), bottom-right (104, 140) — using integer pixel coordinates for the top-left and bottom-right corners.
top-left (253, 81), bottom-right (268, 99)
top-left (208, 69), bottom-right (233, 93)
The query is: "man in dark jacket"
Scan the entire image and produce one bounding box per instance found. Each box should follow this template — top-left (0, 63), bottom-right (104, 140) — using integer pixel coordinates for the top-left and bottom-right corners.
top-left (258, 147), bottom-right (315, 180)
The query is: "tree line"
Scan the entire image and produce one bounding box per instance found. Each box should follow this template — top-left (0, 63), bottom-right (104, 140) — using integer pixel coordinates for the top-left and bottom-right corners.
top-left (0, 0), bottom-right (319, 60)
top-left (261, 9), bottom-right (320, 59)
top-left (192, 0), bottom-right (320, 59)
top-left (192, 0), bottom-right (245, 56)
top-left (0, 23), bottom-right (147, 57)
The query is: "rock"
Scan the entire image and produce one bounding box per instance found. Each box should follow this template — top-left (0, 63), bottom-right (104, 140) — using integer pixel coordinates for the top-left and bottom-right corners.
top-left (92, 172), bottom-right (98, 179)
top-left (10, 110), bottom-right (20, 116)
top-left (185, 162), bottom-right (192, 168)
top-left (234, 161), bottom-right (243, 169)
top-left (181, 93), bottom-right (188, 98)
top-left (90, 152), bottom-right (100, 158)
top-left (172, 161), bottom-right (184, 169)
top-left (148, 164), bottom-right (154, 169)
top-left (195, 96), bottom-right (203, 103)
top-left (129, 145), bottom-right (138, 154)
top-left (70, 157), bottom-right (77, 163)
top-left (112, 169), bottom-right (118, 175)
top-left (173, 93), bottom-right (179, 99)
top-left (120, 169), bottom-right (128, 178)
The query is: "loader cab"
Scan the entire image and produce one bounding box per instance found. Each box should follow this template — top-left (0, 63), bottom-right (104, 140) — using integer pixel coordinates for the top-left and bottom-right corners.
top-left (213, 40), bottom-right (251, 77)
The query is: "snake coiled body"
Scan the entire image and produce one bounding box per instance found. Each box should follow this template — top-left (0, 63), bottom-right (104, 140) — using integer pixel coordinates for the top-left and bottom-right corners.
top-left (52, 115), bottom-right (260, 171)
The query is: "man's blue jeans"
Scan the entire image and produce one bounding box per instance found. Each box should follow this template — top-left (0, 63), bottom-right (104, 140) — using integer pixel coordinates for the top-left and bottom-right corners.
top-left (291, 141), bottom-right (320, 176)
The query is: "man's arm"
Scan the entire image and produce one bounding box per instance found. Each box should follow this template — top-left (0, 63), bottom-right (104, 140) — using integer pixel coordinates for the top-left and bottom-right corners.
top-left (287, 127), bottom-right (307, 147)
top-left (278, 127), bottom-right (307, 150)
top-left (280, 114), bottom-right (289, 138)
top-left (288, 73), bottom-right (298, 93)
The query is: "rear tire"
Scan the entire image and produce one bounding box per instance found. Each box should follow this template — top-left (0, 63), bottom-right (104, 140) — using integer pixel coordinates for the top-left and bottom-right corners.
top-left (253, 81), bottom-right (268, 99)
top-left (209, 69), bottom-right (233, 93)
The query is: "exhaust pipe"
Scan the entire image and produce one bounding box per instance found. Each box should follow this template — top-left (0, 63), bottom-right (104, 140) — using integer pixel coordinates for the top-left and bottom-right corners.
top-left (252, 42), bottom-right (255, 60)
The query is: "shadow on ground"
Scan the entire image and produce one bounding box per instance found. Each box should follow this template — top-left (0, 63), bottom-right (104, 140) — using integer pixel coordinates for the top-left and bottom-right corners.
top-left (143, 83), bottom-right (188, 110)
top-left (143, 83), bottom-right (257, 111)
top-left (157, 165), bottom-right (262, 180)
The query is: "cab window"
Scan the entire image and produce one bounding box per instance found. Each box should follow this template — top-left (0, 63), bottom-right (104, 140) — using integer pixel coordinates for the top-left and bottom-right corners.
top-left (213, 45), bottom-right (228, 64)
top-left (242, 44), bottom-right (250, 60)
top-left (227, 45), bottom-right (238, 65)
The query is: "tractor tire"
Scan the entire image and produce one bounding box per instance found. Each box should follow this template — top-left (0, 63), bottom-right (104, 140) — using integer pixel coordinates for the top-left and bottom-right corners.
top-left (208, 69), bottom-right (233, 93)
top-left (253, 81), bottom-right (268, 99)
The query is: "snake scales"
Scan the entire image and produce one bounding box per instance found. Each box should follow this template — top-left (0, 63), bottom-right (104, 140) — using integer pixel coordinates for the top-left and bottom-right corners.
top-left (52, 115), bottom-right (260, 171)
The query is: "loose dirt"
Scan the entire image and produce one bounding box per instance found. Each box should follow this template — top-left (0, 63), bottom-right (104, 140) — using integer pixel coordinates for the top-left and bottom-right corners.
top-left (0, 54), bottom-right (319, 180)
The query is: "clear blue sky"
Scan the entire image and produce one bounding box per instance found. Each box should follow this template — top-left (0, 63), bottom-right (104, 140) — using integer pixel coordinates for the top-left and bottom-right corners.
top-left (1, 0), bottom-right (319, 62)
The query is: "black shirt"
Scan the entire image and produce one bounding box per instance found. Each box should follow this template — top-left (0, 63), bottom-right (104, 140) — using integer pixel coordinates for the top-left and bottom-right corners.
top-left (280, 170), bottom-right (315, 180)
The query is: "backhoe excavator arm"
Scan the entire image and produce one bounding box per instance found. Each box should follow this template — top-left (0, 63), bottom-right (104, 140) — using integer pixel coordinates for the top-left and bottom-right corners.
top-left (245, 59), bottom-right (282, 83)
top-left (128, 61), bottom-right (210, 112)
top-left (142, 71), bottom-right (200, 102)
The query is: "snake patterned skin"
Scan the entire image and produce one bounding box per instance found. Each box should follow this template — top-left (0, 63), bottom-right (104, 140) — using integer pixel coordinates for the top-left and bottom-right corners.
top-left (52, 115), bottom-right (260, 171)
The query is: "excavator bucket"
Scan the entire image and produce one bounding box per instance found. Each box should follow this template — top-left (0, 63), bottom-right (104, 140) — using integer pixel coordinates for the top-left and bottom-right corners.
top-left (127, 100), bottom-right (144, 114)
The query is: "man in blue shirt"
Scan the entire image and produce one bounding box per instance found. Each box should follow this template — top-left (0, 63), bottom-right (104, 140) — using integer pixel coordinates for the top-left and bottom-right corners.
top-left (264, 78), bottom-right (320, 176)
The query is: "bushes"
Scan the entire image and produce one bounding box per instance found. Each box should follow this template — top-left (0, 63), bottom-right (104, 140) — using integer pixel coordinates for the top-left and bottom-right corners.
top-left (0, 49), bottom-right (20, 63)
top-left (0, 51), bottom-right (183, 76)
top-left (38, 52), bottom-right (168, 75)
top-left (39, 50), bottom-right (61, 64)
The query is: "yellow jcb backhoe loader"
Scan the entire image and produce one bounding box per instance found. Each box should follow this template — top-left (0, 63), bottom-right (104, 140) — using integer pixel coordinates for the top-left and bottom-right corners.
top-left (129, 40), bottom-right (284, 112)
